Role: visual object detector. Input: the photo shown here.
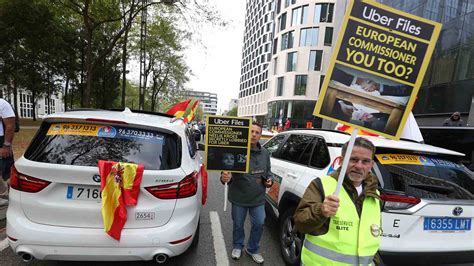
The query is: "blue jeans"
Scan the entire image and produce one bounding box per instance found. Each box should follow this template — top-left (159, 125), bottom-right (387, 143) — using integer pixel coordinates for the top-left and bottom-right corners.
top-left (231, 204), bottom-right (265, 254)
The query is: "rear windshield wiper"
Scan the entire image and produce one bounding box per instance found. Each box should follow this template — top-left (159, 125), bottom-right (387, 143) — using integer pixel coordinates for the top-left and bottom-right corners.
top-left (408, 184), bottom-right (454, 194)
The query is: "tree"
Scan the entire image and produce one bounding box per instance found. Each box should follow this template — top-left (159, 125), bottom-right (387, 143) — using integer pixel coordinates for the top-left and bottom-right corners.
top-left (129, 16), bottom-right (189, 112)
top-left (0, 0), bottom-right (77, 119)
top-left (227, 106), bottom-right (238, 116)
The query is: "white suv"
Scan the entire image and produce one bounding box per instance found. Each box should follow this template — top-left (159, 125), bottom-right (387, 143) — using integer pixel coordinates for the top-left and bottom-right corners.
top-left (263, 129), bottom-right (474, 265)
top-left (7, 109), bottom-right (204, 263)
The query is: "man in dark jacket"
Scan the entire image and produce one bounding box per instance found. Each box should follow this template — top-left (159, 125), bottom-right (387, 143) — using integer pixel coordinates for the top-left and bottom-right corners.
top-left (220, 121), bottom-right (273, 264)
top-left (294, 137), bottom-right (382, 265)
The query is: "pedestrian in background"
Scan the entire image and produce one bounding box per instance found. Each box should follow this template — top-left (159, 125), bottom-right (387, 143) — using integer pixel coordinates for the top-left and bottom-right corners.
top-left (0, 98), bottom-right (16, 199)
top-left (284, 118), bottom-right (291, 130)
top-left (220, 121), bottom-right (273, 264)
top-left (443, 111), bottom-right (463, 126)
top-left (294, 137), bottom-right (382, 265)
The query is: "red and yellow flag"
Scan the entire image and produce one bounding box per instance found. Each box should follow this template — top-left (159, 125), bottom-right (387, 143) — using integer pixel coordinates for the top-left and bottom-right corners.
top-left (99, 160), bottom-right (144, 241)
top-left (335, 123), bottom-right (379, 136)
top-left (184, 100), bottom-right (199, 123)
top-left (166, 99), bottom-right (192, 119)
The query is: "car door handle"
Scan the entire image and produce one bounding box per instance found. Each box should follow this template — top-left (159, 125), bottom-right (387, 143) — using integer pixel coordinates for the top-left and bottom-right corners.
top-left (288, 173), bottom-right (298, 179)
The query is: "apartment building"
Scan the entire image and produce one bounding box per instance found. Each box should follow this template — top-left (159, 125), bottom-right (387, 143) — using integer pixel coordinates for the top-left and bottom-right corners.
top-left (182, 90), bottom-right (218, 116)
top-left (238, 0), bottom-right (275, 122)
top-left (238, 0), bottom-right (348, 128)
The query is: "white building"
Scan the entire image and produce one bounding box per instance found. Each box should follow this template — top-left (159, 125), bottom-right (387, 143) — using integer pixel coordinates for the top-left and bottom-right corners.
top-left (1, 88), bottom-right (64, 119)
top-left (238, 0), bottom-right (275, 121)
top-left (182, 90), bottom-right (218, 116)
top-left (239, 0), bottom-right (348, 129)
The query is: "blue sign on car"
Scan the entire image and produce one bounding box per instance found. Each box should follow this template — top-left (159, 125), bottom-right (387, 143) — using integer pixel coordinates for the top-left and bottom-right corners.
top-left (424, 217), bottom-right (471, 231)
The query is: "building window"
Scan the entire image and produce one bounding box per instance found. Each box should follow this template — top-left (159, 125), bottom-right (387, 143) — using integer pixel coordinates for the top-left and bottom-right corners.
top-left (319, 75), bottom-right (326, 93)
top-left (314, 3), bottom-right (334, 23)
top-left (294, 75), bottom-right (307, 95)
top-left (279, 12), bottom-right (287, 31)
top-left (324, 27), bottom-right (333, 46)
top-left (19, 92), bottom-right (33, 118)
top-left (309, 50), bottom-right (323, 71)
top-left (277, 77), bottom-right (284, 96)
top-left (287, 52), bottom-right (297, 72)
top-left (292, 5), bottom-right (308, 26)
top-left (285, 0), bottom-right (296, 8)
top-left (281, 30), bottom-right (294, 50)
top-left (300, 27), bottom-right (319, 46)
top-left (274, 57), bottom-right (278, 75)
top-left (45, 98), bottom-right (56, 115)
top-left (273, 37), bottom-right (278, 54)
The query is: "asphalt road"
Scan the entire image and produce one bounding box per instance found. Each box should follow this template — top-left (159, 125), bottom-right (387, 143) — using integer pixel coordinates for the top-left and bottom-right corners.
top-left (0, 171), bottom-right (286, 266)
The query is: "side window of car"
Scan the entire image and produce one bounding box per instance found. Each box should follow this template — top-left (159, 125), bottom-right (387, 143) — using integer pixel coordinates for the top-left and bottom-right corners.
top-left (263, 134), bottom-right (286, 157)
top-left (279, 134), bottom-right (315, 164)
top-left (185, 127), bottom-right (197, 158)
top-left (310, 137), bottom-right (330, 168)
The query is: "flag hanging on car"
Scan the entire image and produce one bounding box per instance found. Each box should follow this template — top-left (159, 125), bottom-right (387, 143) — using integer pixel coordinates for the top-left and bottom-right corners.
top-left (166, 99), bottom-right (192, 119)
top-left (184, 100), bottom-right (199, 123)
top-left (99, 160), bottom-right (144, 241)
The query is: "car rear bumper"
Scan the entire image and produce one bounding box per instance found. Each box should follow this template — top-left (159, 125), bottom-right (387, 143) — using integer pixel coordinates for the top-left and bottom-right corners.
top-left (380, 250), bottom-right (474, 265)
top-left (6, 199), bottom-right (200, 261)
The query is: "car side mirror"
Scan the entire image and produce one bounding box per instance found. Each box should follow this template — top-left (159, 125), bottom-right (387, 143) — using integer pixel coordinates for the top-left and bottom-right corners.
top-left (194, 129), bottom-right (201, 141)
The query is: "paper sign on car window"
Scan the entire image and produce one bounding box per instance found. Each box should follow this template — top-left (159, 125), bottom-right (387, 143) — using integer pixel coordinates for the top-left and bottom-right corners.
top-left (376, 154), bottom-right (435, 166)
top-left (47, 123), bottom-right (100, 136)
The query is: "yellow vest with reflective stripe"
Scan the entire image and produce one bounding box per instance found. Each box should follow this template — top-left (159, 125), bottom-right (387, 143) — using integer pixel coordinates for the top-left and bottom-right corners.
top-left (301, 176), bottom-right (381, 266)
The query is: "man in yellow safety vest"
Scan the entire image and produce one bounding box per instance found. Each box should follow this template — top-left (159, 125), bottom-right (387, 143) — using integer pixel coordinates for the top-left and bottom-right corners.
top-left (294, 137), bottom-right (382, 265)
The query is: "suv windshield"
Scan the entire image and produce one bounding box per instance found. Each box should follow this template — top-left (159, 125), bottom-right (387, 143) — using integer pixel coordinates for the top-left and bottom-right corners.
top-left (25, 122), bottom-right (181, 170)
top-left (375, 153), bottom-right (474, 200)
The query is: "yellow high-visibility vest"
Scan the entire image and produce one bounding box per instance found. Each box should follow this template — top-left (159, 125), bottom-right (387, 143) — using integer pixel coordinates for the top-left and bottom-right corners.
top-left (301, 176), bottom-right (381, 266)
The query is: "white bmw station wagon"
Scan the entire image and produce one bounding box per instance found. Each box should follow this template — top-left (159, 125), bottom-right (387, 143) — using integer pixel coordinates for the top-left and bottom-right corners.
top-left (7, 108), bottom-right (204, 263)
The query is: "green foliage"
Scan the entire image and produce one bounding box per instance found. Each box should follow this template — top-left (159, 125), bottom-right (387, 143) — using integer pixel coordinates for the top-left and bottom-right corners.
top-left (227, 106), bottom-right (238, 116)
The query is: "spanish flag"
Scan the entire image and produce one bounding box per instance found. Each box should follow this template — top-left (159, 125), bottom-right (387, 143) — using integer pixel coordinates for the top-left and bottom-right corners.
top-left (166, 99), bottom-right (192, 119)
top-left (184, 100), bottom-right (199, 123)
top-left (99, 160), bottom-right (144, 241)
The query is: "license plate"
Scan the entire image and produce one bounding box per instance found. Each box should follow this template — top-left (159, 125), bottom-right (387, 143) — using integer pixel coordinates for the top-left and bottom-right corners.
top-left (66, 185), bottom-right (102, 201)
top-left (135, 212), bottom-right (155, 221)
top-left (423, 217), bottom-right (472, 231)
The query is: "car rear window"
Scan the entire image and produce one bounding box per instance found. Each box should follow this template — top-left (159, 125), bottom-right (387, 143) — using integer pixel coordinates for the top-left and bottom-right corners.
top-left (375, 153), bottom-right (474, 200)
top-left (24, 122), bottom-right (181, 170)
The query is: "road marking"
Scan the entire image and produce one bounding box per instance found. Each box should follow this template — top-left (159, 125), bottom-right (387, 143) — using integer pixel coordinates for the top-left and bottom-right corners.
top-left (0, 238), bottom-right (8, 251)
top-left (210, 211), bottom-right (229, 266)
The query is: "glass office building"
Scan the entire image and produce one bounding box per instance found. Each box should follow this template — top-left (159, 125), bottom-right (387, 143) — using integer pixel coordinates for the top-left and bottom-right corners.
top-left (379, 0), bottom-right (474, 126)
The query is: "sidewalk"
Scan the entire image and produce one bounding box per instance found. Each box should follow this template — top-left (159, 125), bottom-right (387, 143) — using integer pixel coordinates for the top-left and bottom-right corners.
top-left (0, 199), bottom-right (6, 241)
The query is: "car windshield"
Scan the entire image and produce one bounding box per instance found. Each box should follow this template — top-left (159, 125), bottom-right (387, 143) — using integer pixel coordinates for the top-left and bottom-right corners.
top-left (24, 122), bottom-right (181, 170)
top-left (375, 153), bottom-right (474, 200)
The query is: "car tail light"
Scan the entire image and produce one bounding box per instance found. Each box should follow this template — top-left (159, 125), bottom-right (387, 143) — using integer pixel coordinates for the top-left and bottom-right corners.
top-left (146, 171), bottom-right (198, 199)
top-left (10, 166), bottom-right (50, 193)
top-left (380, 193), bottom-right (421, 210)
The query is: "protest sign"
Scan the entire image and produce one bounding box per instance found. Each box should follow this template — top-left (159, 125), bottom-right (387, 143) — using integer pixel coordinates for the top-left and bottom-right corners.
top-left (313, 0), bottom-right (441, 139)
top-left (205, 116), bottom-right (251, 173)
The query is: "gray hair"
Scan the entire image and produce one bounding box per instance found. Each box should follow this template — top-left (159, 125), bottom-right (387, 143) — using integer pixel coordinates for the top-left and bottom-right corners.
top-left (341, 137), bottom-right (375, 158)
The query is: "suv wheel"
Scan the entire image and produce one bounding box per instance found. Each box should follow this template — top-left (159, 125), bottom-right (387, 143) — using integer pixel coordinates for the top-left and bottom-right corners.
top-left (279, 207), bottom-right (303, 266)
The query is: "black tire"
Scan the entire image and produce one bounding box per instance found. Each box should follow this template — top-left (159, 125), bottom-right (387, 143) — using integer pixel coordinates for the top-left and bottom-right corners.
top-left (190, 220), bottom-right (200, 248)
top-left (279, 207), bottom-right (304, 266)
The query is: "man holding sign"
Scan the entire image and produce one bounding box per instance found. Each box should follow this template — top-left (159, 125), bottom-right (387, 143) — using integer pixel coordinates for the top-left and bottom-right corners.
top-left (220, 122), bottom-right (273, 264)
top-left (294, 137), bottom-right (382, 265)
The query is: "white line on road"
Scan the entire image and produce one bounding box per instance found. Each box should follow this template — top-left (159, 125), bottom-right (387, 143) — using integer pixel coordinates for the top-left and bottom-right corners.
top-left (0, 238), bottom-right (8, 251)
top-left (210, 211), bottom-right (229, 266)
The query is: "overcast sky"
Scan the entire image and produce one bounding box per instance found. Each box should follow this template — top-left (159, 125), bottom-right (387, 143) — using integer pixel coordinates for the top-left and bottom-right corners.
top-left (184, 1), bottom-right (246, 113)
